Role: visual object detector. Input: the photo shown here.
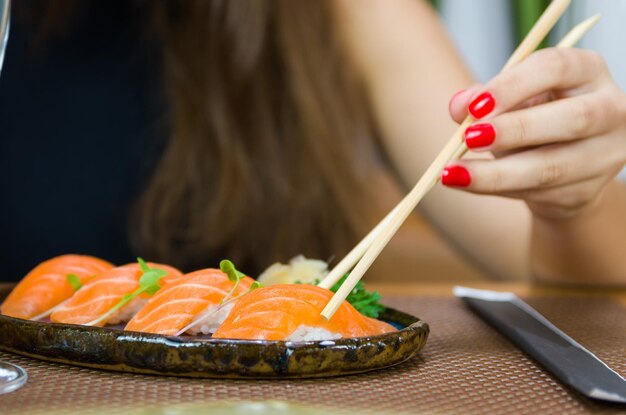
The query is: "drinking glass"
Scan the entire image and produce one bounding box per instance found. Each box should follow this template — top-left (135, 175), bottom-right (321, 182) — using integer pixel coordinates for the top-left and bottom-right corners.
top-left (0, 361), bottom-right (27, 395)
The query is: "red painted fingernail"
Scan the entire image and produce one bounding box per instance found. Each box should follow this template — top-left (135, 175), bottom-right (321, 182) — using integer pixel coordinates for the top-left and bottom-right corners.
top-left (469, 92), bottom-right (495, 119)
top-left (465, 123), bottom-right (496, 149)
top-left (441, 165), bottom-right (471, 187)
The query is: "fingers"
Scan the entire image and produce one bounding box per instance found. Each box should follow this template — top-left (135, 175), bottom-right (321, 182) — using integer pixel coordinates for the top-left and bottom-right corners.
top-left (443, 48), bottom-right (625, 219)
top-left (465, 89), bottom-right (624, 152)
top-left (441, 134), bottom-right (626, 194)
top-left (461, 48), bottom-right (609, 121)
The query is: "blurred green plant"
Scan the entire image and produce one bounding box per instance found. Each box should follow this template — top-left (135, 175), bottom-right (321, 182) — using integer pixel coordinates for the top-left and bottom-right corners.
top-left (511, 0), bottom-right (550, 47)
top-left (427, 0), bottom-right (440, 9)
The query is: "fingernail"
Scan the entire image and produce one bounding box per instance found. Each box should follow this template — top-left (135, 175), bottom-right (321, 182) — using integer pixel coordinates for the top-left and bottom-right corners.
top-left (441, 165), bottom-right (471, 187)
top-left (469, 92), bottom-right (495, 119)
top-left (465, 123), bottom-right (496, 149)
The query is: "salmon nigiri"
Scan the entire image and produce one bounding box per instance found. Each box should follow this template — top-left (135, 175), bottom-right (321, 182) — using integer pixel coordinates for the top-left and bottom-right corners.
top-left (125, 268), bottom-right (255, 336)
top-left (1, 254), bottom-right (114, 320)
top-left (50, 260), bottom-right (182, 327)
top-left (212, 284), bottom-right (395, 341)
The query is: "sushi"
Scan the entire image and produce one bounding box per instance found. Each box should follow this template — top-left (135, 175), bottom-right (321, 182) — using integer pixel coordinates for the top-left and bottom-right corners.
top-left (125, 268), bottom-right (255, 336)
top-left (3, 252), bottom-right (396, 343)
top-left (212, 284), bottom-right (395, 341)
top-left (50, 261), bottom-right (182, 327)
top-left (1, 254), bottom-right (114, 320)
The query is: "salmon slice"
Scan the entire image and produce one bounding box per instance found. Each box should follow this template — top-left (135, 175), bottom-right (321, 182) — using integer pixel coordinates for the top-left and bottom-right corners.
top-left (50, 262), bottom-right (182, 327)
top-left (212, 284), bottom-right (395, 341)
top-left (1, 255), bottom-right (114, 320)
top-left (125, 269), bottom-right (255, 335)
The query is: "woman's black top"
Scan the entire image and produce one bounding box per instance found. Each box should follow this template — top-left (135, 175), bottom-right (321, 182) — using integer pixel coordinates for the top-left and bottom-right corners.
top-left (0, 2), bottom-right (164, 281)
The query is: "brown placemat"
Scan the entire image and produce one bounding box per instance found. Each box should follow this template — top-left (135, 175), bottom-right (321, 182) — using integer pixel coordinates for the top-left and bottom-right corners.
top-left (0, 295), bottom-right (624, 415)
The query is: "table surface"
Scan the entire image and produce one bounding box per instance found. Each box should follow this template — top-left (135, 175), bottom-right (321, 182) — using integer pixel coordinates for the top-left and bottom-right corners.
top-left (1, 281), bottom-right (625, 415)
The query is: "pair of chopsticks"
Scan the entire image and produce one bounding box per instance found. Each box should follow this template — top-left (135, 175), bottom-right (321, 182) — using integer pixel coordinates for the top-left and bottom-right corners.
top-left (320, 0), bottom-right (601, 320)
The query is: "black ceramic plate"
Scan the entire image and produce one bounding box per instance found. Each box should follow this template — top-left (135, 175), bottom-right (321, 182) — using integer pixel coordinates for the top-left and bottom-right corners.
top-left (0, 288), bottom-right (428, 378)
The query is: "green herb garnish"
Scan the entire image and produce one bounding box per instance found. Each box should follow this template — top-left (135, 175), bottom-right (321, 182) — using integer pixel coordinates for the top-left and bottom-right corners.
top-left (220, 259), bottom-right (246, 282)
top-left (333, 275), bottom-right (385, 318)
top-left (220, 259), bottom-right (262, 303)
top-left (66, 273), bottom-right (83, 291)
top-left (301, 274), bottom-right (385, 318)
top-left (136, 258), bottom-right (167, 295)
top-left (87, 258), bottom-right (167, 326)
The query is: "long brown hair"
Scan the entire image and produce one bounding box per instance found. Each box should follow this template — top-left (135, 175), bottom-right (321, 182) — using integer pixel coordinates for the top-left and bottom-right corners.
top-left (28, 1), bottom-right (383, 274)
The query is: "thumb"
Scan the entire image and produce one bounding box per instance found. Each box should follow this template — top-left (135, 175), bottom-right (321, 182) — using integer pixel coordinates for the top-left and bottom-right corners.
top-left (449, 84), bottom-right (483, 124)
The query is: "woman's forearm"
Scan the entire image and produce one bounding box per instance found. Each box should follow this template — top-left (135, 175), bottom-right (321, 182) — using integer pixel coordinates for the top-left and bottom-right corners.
top-left (531, 180), bottom-right (626, 285)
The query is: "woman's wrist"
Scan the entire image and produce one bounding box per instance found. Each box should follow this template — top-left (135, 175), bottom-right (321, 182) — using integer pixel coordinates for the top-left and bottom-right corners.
top-left (531, 179), bottom-right (626, 286)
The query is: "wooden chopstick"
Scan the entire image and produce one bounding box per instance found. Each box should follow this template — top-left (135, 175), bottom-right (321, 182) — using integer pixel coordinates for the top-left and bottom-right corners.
top-left (317, 203), bottom-right (399, 289)
top-left (321, 2), bottom-right (602, 320)
top-left (555, 13), bottom-right (600, 48)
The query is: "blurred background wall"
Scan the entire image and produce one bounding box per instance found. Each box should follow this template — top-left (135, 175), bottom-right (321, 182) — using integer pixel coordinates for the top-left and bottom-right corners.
top-left (440, 0), bottom-right (514, 82)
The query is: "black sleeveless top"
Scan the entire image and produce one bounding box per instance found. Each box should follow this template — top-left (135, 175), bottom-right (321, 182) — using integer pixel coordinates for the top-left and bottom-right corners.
top-left (0, 2), bottom-right (164, 280)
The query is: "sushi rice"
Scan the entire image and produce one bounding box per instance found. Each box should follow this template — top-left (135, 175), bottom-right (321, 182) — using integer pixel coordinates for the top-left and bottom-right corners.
top-left (285, 326), bottom-right (342, 342)
top-left (187, 302), bottom-right (235, 335)
top-left (106, 296), bottom-right (149, 326)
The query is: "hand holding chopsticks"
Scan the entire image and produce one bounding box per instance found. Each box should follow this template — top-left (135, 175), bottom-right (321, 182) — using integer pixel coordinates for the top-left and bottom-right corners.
top-left (321, 0), bottom-right (602, 320)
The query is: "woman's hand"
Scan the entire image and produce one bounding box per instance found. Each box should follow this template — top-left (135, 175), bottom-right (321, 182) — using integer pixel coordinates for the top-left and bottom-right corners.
top-left (446, 47), bottom-right (626, 221)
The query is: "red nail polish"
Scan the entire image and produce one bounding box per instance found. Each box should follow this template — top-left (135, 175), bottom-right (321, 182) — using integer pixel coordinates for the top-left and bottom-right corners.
top-left (465, 123), bottom-right (496, 149)
top-left (469, 92), bottom-right (495, 119)
top-left (441, 165), bottom-right (471, 187)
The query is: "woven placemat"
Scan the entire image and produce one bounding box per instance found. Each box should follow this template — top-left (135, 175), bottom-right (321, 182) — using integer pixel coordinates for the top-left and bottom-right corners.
top-left (0, 295), bottom-right (624, 415)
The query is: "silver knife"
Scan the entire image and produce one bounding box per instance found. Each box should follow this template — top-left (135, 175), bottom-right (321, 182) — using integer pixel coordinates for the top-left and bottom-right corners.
top-left (454, 286), bottom-right (626, 404)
